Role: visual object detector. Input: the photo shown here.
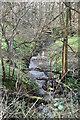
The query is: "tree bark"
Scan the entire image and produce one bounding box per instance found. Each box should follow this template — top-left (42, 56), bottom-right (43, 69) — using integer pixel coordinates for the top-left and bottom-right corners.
top-left (0, 43), bottom-right (6, 80)
top-left (61, 3), bottom-right (69, 77)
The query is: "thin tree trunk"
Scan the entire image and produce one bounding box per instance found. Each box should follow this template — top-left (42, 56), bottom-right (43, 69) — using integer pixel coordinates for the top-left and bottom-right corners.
top-left (64, 3), bottom-right (69, 74)
top-left (9, 65), bottom-right (11, 80)
top-left (64, 38), bottom-right (68, 74)
top-left (78, 2), bottom-right (80, 78)
top-left (59, 3), bottom-right (64, 78)
top-left (61, 3), bottom-right (68, 76)
top-left (12, 68), bottom-right (15, 77)
top-left (0, 43), bottom-right (6, 80)
top-left (68, 2), bottom-right (72, 36)
top-left (62, 43), bottom-right (64, 77)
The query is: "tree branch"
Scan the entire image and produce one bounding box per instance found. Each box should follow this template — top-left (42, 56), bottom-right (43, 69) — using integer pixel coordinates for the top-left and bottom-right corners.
top-left (63, 2), bottom-right (80, 14)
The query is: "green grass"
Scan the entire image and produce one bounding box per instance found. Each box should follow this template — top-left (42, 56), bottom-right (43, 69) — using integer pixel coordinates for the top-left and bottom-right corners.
top-left (48, 34), bottom-right (78, 62)
top-left (68, 35), bottom-right (78, 51)
top-left (50, 34), bottom-right (78, 50)
top-left (63, 77), bottom-right (80, 90)
top-left (0, 34), bottom-right (79, 90)
top-left (48, 34), bottom-right (79, 72)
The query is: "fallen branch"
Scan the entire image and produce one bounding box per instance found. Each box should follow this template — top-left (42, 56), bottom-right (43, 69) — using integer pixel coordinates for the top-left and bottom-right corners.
top-left (25, 94), bottom-right (45, 101)
top-left (25, 98), bottom-right (39, 117)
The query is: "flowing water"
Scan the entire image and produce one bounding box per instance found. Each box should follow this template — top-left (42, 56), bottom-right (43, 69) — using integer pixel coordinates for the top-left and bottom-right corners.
top-left (29, 52), bottom-right (56, 117)
top-left (29, 51), bottom-right (50, 96)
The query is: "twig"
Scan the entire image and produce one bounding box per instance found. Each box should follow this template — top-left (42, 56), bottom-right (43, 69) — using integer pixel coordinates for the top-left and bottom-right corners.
top-left (25, 98), bottom-right (39, 118)
top-left (63, 2), bottom-right (80, 14)
top-left (61, 39), bottom-right (80, 58)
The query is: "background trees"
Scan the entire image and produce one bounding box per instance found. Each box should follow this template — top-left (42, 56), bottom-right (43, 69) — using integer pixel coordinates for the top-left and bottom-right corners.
top-left (0, 1), bottom-right (80, 119)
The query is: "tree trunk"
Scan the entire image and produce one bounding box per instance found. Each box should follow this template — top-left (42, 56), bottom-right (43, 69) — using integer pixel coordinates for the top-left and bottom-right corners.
top-left (0, 43), bottom-right (6, 80)
top-left (64, 37), bottom-right (68, 74)
top-left (61, 3), bottom-right (69, 77)
top-left (78, 2), bottom-right (80, 78)
top-left (69, 2), bottom-right (72, 36)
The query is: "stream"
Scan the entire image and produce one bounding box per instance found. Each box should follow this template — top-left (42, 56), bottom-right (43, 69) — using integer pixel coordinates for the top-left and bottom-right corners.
top-left (29, 51), bottom-right (50, 96)
top-left (29, 51), bottom-right (56, 117)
